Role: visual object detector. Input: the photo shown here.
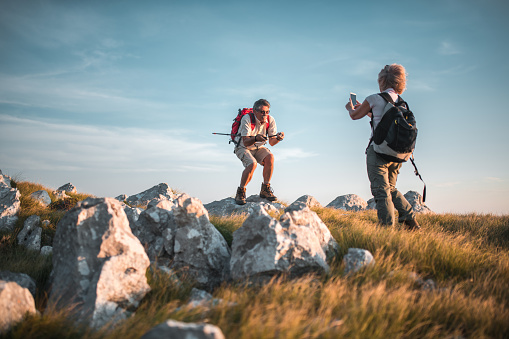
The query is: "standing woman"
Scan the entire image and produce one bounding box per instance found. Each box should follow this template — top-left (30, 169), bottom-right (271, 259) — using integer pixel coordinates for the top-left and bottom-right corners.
top-left (345, 64), bottom-right (420, 230)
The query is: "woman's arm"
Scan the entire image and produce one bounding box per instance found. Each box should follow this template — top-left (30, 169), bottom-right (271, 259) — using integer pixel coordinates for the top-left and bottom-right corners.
top-left (345, 100), bottom-right (371, 120)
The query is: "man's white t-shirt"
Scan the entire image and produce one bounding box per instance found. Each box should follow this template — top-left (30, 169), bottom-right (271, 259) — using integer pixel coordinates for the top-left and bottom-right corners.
top-left (236, 114), bottom-right (277, 150)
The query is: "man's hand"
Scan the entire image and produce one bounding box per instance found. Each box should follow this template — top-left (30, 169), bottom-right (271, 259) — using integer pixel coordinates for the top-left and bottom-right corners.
top-left (255, 134), bottom-right (267, 142)
top-left (276, 132), bottom-right (285, 141)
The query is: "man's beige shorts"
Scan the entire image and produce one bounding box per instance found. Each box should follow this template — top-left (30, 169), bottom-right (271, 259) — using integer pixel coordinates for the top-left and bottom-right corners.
top-left (235, 146), bottom-right (272, 168)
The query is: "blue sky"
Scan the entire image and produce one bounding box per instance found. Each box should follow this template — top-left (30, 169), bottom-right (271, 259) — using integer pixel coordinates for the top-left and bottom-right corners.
top-left (1, 0), bottom-right (508, 214)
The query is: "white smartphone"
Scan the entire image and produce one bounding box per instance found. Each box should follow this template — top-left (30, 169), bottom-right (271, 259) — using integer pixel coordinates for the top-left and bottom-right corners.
top-left (350, 92), bottom-right (357, 105)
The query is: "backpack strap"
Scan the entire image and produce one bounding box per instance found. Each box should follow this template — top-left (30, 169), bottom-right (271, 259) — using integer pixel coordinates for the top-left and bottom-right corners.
top-left (378, 92), bottom-right (395, 104)
top-left (249, 112), bottom-right (270, 138)
top-left (248, 112), bottom-right (256, 131)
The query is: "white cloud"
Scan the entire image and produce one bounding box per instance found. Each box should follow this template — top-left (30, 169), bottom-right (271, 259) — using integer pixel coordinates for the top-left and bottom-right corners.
top-left (272, 148), bottom-right (318, 161)
top-left (483, 177), bottom-right (504, 183)
top-left (438, 41), bottom-right (461, 55)
top-left (0, 114), bottom-right (235, 174)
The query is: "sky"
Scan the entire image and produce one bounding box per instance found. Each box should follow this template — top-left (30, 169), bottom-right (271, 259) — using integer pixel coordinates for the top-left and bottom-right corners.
top-left (1, 0), bottom-right (508, 214)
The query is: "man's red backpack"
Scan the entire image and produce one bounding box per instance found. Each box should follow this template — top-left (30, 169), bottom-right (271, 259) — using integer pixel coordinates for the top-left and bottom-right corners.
top-left (230, 108), bottom-right (269, 146)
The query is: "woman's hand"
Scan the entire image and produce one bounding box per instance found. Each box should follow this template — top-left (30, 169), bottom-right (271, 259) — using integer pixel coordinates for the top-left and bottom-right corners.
top-left (347, 100), bottom-right (371, 120)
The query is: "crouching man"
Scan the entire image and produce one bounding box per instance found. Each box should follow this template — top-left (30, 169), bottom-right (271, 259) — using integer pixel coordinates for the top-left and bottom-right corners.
top-left (234, 98), bottom-right (285, 205)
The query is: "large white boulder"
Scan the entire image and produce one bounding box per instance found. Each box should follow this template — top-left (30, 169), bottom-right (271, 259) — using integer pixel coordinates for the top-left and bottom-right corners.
top-left (49, 197), bottom-right (151, 328)
top-left (326, 194), bottom-right (367, 211)
top-left (404, 191), bottom-right (433, 214)
top-left (0, 280), bottom-right (37, 333)
top-left (125, 183), bottom-right (176, 208)
top-left (133, 194), bottom-right (231, 291)
top-left (230, 205), bottom-right (339, 282)
top-left (17, 215), bottom-right (42, 251)
top-left (29, 190), bottom-right (52, 207)
top-left (204, 195), bottom-right (284, 217)
top-left (0, 182), bottom-right (20, 232)
top-left (141, 319), bottom-right (225, 339)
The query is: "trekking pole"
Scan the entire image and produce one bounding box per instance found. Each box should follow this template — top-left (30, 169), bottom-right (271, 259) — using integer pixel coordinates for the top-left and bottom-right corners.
top-left (212, 133), bottom-right (280, 138)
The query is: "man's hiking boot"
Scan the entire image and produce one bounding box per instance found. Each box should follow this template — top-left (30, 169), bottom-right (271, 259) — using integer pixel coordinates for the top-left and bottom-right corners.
top-left (235, 186), bottom-right (247, 205)
top-left (260, 183), bottom-right (277, 202)
top-left (402, 219), bottom-right (421, 231)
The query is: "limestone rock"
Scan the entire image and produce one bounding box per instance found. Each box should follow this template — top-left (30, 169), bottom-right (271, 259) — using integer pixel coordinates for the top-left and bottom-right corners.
top-left (0, 280), bottom-right (37, 333)
top-left (52, 190), bottom-right (69, 200)
top-left (327, 194), bottom-right (367, 211)
top-left (125, 183), bottom-right (176, 208)
top-left (286, 195), bottom-right (322, 212)
top-left (343, 248), bottom-right (375, 275)
top-left (0, 271), bottom-right (37, 298)
top-left (0, 183), bottom-right (21, 232)
top-left (123, 205), bottom-right (143, 228)
top-left (115, 194), bottom-right (127, 202)
top-left (280, 204), bottom-right (339, 259)
top-left (49, 197), bottom-right (151, 328)
top-left (141, 319), bottom-right (225, 339)
top-left (57, 183), bottom-right (77, 193)
top-left (40, 246), bottom-right (53, 256)
top-left (30, 190), bottom-right (52, 206)
top-left (0, 171), bottom-right (12, 188)
top-left (404, 191), bottom-right (433, 214)
top-left (231, 205), bottom-right (337, 282)
top-left (204, 195), bottom-right (284, 217)
top-left (132, 201), bottom-right (176, 264)
top-left (366, 198), bottom-right (376, 210)
top-left (133, 194), bottom-right (231, 291)
top-left (17, 215), bottom-right (42, 251)
top-left (169, 195), bottom-right (231, 290)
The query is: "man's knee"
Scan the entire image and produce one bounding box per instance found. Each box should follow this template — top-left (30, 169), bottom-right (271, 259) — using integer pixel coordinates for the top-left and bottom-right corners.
top-left (246, 162), bottom-right (257, 172)
top-left (262, 153), bottom-right (274, 166)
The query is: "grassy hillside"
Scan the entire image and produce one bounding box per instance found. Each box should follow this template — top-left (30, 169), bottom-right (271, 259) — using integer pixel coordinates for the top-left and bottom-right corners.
top-left (1, 181), bottom-right (508, 338)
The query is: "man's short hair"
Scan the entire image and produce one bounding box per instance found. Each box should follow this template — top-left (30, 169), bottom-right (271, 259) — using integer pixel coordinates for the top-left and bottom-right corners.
top-left (253, 99), bottom-right (270, 111)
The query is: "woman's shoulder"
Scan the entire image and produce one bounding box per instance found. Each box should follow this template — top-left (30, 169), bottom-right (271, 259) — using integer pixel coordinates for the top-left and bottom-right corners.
top-left (365, 93), bottom-right (384, 106)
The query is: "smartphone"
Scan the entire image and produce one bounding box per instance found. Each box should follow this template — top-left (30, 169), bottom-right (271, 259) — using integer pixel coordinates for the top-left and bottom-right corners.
top-left (350, 92), bottom-right (357, 105)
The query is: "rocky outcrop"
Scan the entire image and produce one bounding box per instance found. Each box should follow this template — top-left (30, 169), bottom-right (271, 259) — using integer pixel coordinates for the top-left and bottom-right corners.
top-left (133, 194), bottom-right (231, 291)
top-left (327, 194), bottom-right (367, 211)
top-left (0, 271), bottom-right (37, 298)
top-left (40, 246), bottom-right (53, 256)
top-left (49, 197), bottom-right (151, 328)
top-left (343, 248), bottom-right (375, 275)
top-left (30, 190), bottom-right (52, 206)
top-left (0, 177), bottom-right (20, 232)
top-left (141, 319), bottom-right (225, 339)
top-left (230, 205), bottom-right (339, 282)
top-left (124, 183), bottom-right (176, 208)
top-left (57, 183), bottom-right (77, 194)
top-left (292, 194), bottom-right (322, 208)
top-left (0, 280), bottom-right (37, 333)
top-left (404, 191), bottom-right (433, 213)
top-left (204, 195), bottom-right (284, 217)
top-left (0, 170), bottom-right (12, 187)
top-left (17, 215), bottom-right (42, 251)
top-left (52, 190), bottom-right (69, 200)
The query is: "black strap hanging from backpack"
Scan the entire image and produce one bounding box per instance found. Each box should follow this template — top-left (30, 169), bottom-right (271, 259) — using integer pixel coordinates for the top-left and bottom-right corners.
top-left (366, 92), bottom-right (426, 202)
top-left (410, 156), bottom-right (426, 202)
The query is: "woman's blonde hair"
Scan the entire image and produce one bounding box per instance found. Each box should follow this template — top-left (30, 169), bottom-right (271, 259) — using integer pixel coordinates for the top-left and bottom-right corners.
top-left (378, 64), bottom-right (407, 94)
